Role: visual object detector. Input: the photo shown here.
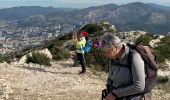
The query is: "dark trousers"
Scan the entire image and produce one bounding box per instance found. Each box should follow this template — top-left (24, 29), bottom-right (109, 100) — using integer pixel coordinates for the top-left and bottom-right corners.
top-left (77, 53), bottom-right (86, 73)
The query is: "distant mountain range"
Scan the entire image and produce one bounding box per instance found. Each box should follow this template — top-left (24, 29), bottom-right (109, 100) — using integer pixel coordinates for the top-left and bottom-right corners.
top-left (0, 2), bottom-right (170, 34)
top-left (148, 3), bottom-right (170, 11)
top-left (47, 2), bottom-right (170, 34)
top-left (0, 6), bottom-right (76, 19)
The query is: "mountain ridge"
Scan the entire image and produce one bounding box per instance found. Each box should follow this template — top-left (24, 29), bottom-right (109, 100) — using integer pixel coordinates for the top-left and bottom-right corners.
top-left (0, 2), bottom-right (170, 34)
top-left (0, 6), bottom-right (76, 20)
top-left (46, 2), bottom-right (170, 34)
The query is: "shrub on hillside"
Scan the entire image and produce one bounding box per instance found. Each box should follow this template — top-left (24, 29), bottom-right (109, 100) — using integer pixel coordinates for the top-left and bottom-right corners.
top-left (155, 44), bottom-right (170, 63)
top-left (15, 46), bottom-right (44, 59)
top-left (58, 34), bottom-right (72, 41)
top-left (157, 76), bottom-right (170, 93)
top-left (26, 52), bottom-right (51, 66)
top-left (157, 76), bottom-right (169, 84)
top-left (161, 36), bottom-right (170, 45)
top-left (85, 46), bottom-right (109, 72)
top-left (0, 55), bottom-right (11, 63)
top-left (153, 36), bottom-right (170, 63)
top-left (42, 36), bottom-right (66, 49)
top-left (15, 53), bottom-right (24, 59)
top-left (48, 44), bottom-right (70, 60)
top-left (80, 24), bottom-right (103, 35)
top-left (136, 34), bottom-right (154, 45)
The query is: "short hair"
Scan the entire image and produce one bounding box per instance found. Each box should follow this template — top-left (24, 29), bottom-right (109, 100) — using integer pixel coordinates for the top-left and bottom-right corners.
top-left (100, 32), bottom-right (121, 51)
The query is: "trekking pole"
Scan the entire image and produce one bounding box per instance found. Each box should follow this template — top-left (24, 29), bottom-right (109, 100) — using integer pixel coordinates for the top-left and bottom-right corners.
top-left (101, 91), bottom-right (104, 100)
top-left (101, 89), bottom-right (107, 100)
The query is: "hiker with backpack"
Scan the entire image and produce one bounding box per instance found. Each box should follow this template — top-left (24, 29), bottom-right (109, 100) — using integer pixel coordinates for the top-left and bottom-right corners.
top-left (83, 34), bottom-right (92, 54)
top-left (99, 32), bottom-right (157, 100)
top-left (72, 31), bottom-right (88, 74)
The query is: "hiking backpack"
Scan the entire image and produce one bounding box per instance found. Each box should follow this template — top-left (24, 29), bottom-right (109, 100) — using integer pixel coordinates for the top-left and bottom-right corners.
top-left (127, 44), bottom-right (158, 95)
top-left (83, 39), bottom-right (91, 53)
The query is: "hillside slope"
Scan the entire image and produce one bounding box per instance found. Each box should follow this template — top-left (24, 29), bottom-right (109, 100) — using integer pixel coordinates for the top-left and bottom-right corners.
top-left (0, 59), bottom-right (169, 100)
top-left (0, 59), bottom-right (107, 100)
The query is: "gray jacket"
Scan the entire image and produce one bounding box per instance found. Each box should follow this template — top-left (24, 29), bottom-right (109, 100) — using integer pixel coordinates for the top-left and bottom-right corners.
top-left (107, 44), bottom-right (145, 98)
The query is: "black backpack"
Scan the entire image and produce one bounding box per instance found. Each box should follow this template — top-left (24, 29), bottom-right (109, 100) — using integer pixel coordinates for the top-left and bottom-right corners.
top-left (127, 44), bottom-right (158, 95)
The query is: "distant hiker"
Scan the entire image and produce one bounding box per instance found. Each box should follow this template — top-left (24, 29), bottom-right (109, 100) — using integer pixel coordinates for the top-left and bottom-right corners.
top-left (100, 32), bottom-right (157, 100)
top-left (82, 34), bottom-right (92, 54)
top-left (72, 31), bottom-right (87, 74)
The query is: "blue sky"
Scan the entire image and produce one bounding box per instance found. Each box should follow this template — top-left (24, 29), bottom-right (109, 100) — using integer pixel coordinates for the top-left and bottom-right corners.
top-left (0, 0), bottom-right (170, 9)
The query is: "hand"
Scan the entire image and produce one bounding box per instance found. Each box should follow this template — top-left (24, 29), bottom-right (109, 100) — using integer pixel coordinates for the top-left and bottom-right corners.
top-left (72, 32), bottom-right (78, 43)
top-left (72, 32), bottom-right (76, 38)
top-left (105, 92), bottom-right (116, 100)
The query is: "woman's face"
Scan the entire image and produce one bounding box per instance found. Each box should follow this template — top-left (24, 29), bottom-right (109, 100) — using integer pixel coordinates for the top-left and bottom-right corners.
top-left (102, 46), bottom-right (118, 59)
top-left (79, 32), bottom-right (84, 37)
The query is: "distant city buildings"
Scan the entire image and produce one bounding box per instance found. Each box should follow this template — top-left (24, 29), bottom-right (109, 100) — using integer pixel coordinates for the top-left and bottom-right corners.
top-left (0, 20), bottom-right (87, 55)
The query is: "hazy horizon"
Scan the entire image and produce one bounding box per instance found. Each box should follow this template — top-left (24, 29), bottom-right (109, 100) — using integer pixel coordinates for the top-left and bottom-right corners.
top-left (0, 0), bottom-right (170, 9)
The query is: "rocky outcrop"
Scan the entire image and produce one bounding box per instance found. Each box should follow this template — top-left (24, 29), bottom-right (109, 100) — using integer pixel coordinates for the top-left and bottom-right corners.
top-left (165, 59), bottom-right (170, 68)
top-left (149, 39), bottom-right (161, 48)
top-left (121, 31), bottom-right (147, 43)
top-left (36, 48), bottom-right (52, 59)
top-left (157, 59), bottom-right (170, 77)
top-left (149, 35), bottom-right (164, 48)
top-left (18, 55), bottom-right (27, 64)
top-left (158, 70), bottom-right (170, 77)
top-left (97, 21), bottom-right (116, 33)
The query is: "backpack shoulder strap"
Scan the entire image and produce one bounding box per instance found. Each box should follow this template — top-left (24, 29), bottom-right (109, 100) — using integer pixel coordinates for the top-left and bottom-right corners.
top-left (127, 49), bottom-right (136, 73)
top-left (110, 59), bottom-right (129, 67)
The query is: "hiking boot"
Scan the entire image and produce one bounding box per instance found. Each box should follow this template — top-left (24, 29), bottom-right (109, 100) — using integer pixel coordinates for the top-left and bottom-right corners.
top-left (79, 71), bottom-right (86, 75)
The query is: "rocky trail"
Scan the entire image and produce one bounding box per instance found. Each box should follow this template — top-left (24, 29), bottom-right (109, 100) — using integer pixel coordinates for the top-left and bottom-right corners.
top-left (0, 59), bottom-right (170, 100)
top-left (0, 59), bottom-right (107, 100)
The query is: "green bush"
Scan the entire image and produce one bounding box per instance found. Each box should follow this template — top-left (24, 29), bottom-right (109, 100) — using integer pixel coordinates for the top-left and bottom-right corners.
top-left (0, 55), bottom-right (11, 63)
top-left (80, 24), bottom-right (103, 35)
top-left (161, 36), bottom-right (170, 45)
top-left (155, 44), bottom-right (170, 63)
top-left (42, 37), bottom-right (66, 49)
top-left (157, 76), bottom-right (169, 84)
top-left (85, 46), bottom-right (109, 72)
top-left (136, 34), bottom-right (154, 45)
top-left (157, 76), bottom-right (170, 93)
top-left (16, 46), bottom-right (44, 59)
top-left (154, 36), bottom-right (170, 63)
top-left (15, 51), bottom-right (27, 59)
top-left (48, 44), bottom-right (70, 60)
top-left (26, 52), bottom-right (51, 66)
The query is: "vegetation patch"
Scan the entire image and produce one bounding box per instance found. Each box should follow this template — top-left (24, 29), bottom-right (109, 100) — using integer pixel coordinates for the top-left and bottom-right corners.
top-left (26, 52), bottom-right (51, 66)
top-left (157, 76), bottom-right (170, 93)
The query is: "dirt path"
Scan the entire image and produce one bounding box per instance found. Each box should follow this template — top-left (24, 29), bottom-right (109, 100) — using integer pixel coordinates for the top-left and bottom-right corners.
top-left (0, 59), bottom-right (107, 100)
top-left (0, 59), bottom-right (169, 100)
